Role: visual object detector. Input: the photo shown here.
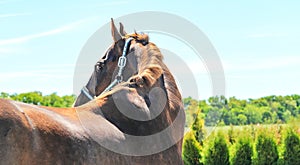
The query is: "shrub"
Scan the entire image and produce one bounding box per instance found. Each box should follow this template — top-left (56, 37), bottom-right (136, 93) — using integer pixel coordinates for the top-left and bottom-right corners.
top-left (255, 132), bottom-right (279, 165)
top-left (283, 129), bottom-right (300, 164)
top-left (192, 112), bottom-right (206, 145)
top-left (231, 136), bottom-right (253, 165)
top-left (228, 125), bottom-right (236, 144)
top-left (182, 131), bottom-right (202, 165)
top-left (204, 132), bottom-right (229, 165)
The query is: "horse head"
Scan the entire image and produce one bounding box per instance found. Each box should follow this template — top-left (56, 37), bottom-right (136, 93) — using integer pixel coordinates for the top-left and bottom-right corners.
top-left (74, 19), bottom-right (151, 106)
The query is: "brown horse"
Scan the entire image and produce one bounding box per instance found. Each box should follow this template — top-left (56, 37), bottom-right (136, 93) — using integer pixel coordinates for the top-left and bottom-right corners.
top-left (0, 19), bottom-right (185, 164)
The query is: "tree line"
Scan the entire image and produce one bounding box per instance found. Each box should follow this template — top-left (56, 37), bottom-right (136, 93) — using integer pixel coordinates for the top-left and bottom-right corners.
top-left (184, 95), bottom-right (300, 127)
top-left (0, 91), bottom-right (76, 107)
top-left (2, 91), bottom-right (300, 126)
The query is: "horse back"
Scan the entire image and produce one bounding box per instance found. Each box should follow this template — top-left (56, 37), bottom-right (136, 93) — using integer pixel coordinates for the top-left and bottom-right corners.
top-left (0, 99), bottom-right (91, 164)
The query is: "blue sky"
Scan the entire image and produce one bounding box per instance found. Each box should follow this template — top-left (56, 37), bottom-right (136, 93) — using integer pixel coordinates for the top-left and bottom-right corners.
top-left (0, 0), bottom-right (299, 99)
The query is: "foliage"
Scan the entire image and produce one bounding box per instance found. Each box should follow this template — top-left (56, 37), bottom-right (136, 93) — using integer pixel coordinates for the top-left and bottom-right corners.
top-left (283, 129), bottom-right (300, 164)
top-left (184, 95), bottom-right (300, 126)
top-left (0, 91), bottom-right (75, 107)
top-left (184, 97), bottom-right (201, 127)
top-left (204, 132), bottom-right (230, 165)
top-left (255, 131), bottom-right (279, 165)
top-left (231, 136), bottom-right (253, 165)
top-left (184, 124), bottom-right (300, 165)
top-left (182, 131), bottom-right (202, 165)
top-left (192, 110), bottom-right (206, 145)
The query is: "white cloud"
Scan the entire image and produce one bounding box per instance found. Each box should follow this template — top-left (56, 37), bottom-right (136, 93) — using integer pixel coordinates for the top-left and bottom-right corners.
top-left (0, 18), bottom-right (92, 46)
top-left (0, 13), bottom-right (31, 18)
top-left (0, 63), bottom-right (75, 80)
top-left (0, 0), bottom-right (10, 4)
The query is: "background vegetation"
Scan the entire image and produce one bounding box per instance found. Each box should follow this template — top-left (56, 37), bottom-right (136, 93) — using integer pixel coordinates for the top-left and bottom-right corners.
top-left (0, 91), bottom-right (75, 107)
top-left (183, 95), bottom-right (300, 165)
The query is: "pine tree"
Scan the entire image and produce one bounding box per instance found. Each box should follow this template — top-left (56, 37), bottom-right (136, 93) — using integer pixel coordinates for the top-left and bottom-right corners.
top-left (182, 131), bottom-right (202, 165)
top-left (192, 111), bottom-right (206, 145)
top-left (231, 137), bottom-right (253, 165)
top-left (255, 132), bottom-right (279, 165)
top-left (283, 129), bottom-right (300, 164)
top-left (204, 132), bottom-right (229, 165)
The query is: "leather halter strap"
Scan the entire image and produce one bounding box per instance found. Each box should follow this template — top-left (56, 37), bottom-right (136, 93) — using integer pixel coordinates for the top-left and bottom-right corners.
top-left (81, 37), bottom-right (134, 101)
top-left (81, 86), bottom-right (94, 100)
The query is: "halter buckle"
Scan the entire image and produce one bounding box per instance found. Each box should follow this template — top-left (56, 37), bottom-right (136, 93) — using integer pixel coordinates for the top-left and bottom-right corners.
top-left (118, 56), bottom-right (127, 67)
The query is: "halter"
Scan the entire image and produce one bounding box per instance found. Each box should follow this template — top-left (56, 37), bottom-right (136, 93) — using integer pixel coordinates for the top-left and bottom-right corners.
top-left (81, 37), bottom-right (134, 100)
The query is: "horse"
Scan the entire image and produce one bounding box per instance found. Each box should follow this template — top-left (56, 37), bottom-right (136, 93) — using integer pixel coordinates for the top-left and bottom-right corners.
top-left (74, 18), bottom-right (185, 159)
top-left (0, 19), bottom-right (185, 164)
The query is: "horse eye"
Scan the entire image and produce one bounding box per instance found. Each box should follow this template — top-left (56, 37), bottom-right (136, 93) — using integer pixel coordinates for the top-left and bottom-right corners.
top-left (139, 40), bottom-right (148, 46)
top-left (95, 62), bottom-right (104, 72)
top-left (142, 41), bottom-right (147, 45)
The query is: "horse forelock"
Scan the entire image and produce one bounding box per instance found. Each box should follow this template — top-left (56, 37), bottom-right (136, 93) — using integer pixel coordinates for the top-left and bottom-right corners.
top-left (126, 33), bottom-right (149, 44)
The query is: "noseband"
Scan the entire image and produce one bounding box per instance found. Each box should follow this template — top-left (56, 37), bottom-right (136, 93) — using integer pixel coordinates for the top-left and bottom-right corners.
top-left (81, 37), bottom-right (134, 101)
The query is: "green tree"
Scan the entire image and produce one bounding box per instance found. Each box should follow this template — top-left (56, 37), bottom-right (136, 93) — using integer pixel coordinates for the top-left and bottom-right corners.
top-left (228, 108), bottom-right (242, 125)
top-left (41, 93), bottom-right (63, 107)
top-left (282, 111), bottom-right (292, 123)
top-left (244, 105), bottom-right (262, 124)
top-left (14, 91), bottom-right (43, 105)
top-left (262, 111), bottom-right (273, 123)
top-left (228, 125), bottom-right (236, 144)
top-left (0, 92), bottom-right (10, 98)
top-left (231, 137), bottom-right (253, 165)
top-left (182, 131), bottom-right (202, 165)
top-left (192, 111), bottom-right (206, 145)
top-left (204, 107), bottom-right (222, 126)
top-left (1, 91), bottom-right (75, 108)
top-left (61, 95), bottom-right (76, 107)
top-left (283, 129), bottom-right (300, 164)
top-left (237, 114), bottom-right (247, 125)
top-left (208, 96), bottom-right (227, 109)
top-left (204, 132), bottom-right (229, 165)
top-left (183, 97), bottom-right (193, 108)
top-left (228, 97), bottom-right (247, 109)
top-left (250, 98), bottom-right (268, 107)
top-left (255, 132), bottom-right (279, 165)
top-left (185, 98), bottom-right (200, 127)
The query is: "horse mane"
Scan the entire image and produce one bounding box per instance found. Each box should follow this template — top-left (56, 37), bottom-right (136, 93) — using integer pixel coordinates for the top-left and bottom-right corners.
top-left (132, 35), bottom-right (183, 111)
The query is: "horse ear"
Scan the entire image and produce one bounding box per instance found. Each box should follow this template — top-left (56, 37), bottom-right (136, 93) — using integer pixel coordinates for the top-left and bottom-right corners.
top-left (111, 18), bottom-right (122, 42)
top-left (119, 22), bottom-right (127, 36)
